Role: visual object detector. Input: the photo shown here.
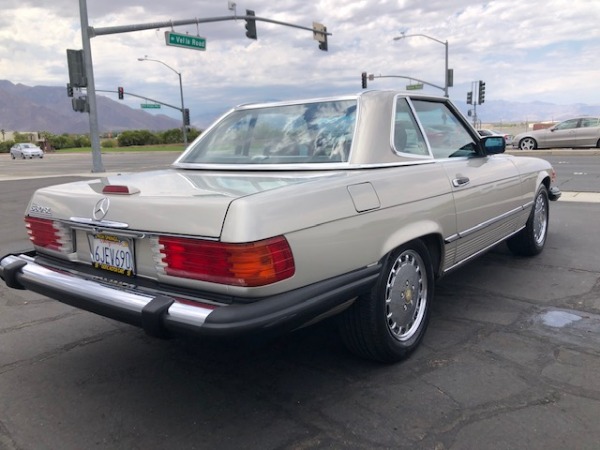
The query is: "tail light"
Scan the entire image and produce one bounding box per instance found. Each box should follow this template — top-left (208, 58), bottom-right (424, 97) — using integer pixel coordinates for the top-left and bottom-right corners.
top-left (155, 235), bottom-right (295, 287)
top-left (25, 217), bottom-right (73, 253)
top-left (102, 185), bottom-right (140, 195)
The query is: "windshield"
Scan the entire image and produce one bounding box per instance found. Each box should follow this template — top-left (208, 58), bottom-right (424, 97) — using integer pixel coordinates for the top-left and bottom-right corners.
top-left (180, 99), bottom-right (357, 165)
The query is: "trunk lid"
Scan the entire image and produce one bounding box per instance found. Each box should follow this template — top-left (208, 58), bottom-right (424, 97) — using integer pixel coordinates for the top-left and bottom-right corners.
top-left (27, 169), bottom-right (328, 238)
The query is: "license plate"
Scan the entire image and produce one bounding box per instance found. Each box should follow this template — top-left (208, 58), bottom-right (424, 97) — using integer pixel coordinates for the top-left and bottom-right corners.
top-left (90, 233), bottom-right (135, 276)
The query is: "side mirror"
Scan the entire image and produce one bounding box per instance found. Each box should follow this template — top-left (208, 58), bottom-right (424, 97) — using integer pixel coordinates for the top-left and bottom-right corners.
top-left (482, 136), bottom-right (505, 155)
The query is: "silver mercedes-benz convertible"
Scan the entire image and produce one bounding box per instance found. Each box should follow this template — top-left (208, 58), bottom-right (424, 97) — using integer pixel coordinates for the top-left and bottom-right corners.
top-left (0, 90), bottom-right (561, 363)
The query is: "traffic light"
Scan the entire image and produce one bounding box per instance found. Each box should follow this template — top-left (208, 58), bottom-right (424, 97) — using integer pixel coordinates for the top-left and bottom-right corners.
top-left (67, 83), bottom-right (73, 97)
top-left (466, 91), bottom-right (472, 105)
top-left (184, 108), bottom-right (190, 126)
top-left (245, 9), bottom-right (257, 40)
top-left (447, 68), bottom-right (454, 87)
top-left (71, 96), bottom-right (88, 113)
top-left (318, 26), bottom-right (328, 51)
top-left (118, 86), bottom-right (124, 100)
top-left (361, 72), bottom-right (367, 89)
top-left (478, 81), bottom-right (486, 104)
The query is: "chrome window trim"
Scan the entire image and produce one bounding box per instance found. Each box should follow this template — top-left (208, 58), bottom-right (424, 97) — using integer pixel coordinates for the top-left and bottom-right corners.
top-left (390, 95), bottom-right (433, 159)
top-left (175, 95), bottom-right (360, 167)
top-left (173, 159), bottom-right (439, 171)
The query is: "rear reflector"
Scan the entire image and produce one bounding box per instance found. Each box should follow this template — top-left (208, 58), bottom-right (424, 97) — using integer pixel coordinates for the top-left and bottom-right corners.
top-left (25, 216), bottom-right (73, 253)
top-left (156, 235), bottom-right (295, 287)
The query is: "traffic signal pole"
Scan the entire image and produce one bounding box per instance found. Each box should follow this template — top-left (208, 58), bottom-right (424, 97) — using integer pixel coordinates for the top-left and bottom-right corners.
top-left (78, 0), bottom-right (104, 173)
top-left (77, 0), bottom-right (331, 172)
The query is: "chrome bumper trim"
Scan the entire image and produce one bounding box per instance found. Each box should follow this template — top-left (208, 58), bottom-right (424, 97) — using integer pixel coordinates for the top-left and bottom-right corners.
top-left (0, 254), bottom-right (212, 333)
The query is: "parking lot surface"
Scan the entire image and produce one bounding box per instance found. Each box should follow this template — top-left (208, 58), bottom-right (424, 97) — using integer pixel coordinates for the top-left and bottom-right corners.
top-left (1, 152), bottom-right (600, 449)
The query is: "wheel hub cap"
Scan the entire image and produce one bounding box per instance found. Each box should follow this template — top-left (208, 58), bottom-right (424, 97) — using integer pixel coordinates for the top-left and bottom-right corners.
top-left (386, 250), bottom-right (427, 342)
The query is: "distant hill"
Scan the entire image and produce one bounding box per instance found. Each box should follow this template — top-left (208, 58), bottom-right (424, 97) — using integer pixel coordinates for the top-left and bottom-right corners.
top-left (0, 80), bottom-right (180, 134)
top-left (2, 79), bottom-right (600, 133)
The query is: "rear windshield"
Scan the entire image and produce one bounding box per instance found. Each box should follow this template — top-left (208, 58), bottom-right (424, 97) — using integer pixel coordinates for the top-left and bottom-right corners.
top-left (180, 100), bottom-right (357, 165)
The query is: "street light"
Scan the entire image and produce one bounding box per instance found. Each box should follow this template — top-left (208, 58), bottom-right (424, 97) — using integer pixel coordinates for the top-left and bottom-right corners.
top-left (137, 56), bottom-right (188, 145)
top-left (393, 33), bottom-right (449, 97)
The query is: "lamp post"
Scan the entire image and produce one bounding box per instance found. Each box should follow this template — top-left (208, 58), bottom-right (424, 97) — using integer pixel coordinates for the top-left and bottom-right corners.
top-left (138, 57), bottom-right (188, 145)
top-left (393, 33), bottom-right (449, 97)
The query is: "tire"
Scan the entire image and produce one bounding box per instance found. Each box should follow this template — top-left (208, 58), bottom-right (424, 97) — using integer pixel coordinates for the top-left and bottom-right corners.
top-left (507, 185), bottom-right (549, 256)
top-left (519, 137), bottom-right (537, 150)
top-left (596, 139), bottom-right (600, 149)
top-left (21, 154), bottom-right (26, 159)
top-left (338, 240), bottom-right (434, 363)
top-left (11, 154), bottom-right (15, 160)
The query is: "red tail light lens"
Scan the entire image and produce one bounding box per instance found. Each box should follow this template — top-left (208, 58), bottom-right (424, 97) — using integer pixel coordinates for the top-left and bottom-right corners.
top-left (25, 217), bottom-right (73, 253)
top-left (157, 235), bottom-right (295, 287)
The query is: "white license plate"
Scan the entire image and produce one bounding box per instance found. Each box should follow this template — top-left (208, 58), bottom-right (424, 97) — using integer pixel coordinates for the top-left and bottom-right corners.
top-left (90, 233), bottom-right (135, 276)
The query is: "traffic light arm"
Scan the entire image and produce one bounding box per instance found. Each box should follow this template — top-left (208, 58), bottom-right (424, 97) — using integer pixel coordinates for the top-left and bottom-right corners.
top-left (90, 14), bottom-right (332, 40)
top-left (95, 89), bottom-right (182, 111)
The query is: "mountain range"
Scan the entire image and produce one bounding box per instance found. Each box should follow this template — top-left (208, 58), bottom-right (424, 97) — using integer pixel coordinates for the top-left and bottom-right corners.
top-left (2, 80), bottom-right (600, 134)
top-left (0, 80), bottom-right (179, 134)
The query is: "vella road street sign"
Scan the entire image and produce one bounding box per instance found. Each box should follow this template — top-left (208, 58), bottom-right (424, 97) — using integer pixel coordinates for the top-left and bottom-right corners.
top-left (406, 83), bottom-right (424, 90)
top-left (165, 31), bottom-right (206, 51)
top-left (141, 104), bottom-right (161, 109)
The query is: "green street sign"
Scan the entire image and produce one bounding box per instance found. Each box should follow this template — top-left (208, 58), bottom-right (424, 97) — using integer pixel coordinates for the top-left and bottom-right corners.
top-left (165, 31), bottom-right (206, 51)
top-left (406, 83), bottom-right (424, 91)
top-left (141, 103), bottom-right (161, 109)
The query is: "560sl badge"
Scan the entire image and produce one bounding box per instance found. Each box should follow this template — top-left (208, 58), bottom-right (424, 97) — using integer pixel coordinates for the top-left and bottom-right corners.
top-left (29, 203), bottom-right (52, 216)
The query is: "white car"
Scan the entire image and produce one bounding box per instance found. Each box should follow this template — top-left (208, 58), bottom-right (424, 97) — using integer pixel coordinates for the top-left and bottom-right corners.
top-left (514, 117), bottom-right (600, 150)
top-left (0, 91), bottom-right (562, 363)
top-left (10, 143), bottom-right (44, 159)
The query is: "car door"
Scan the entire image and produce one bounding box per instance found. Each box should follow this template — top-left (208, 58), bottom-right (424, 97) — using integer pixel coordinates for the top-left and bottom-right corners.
top-left (410, 99), bottom-right (524, 266)
top-left (545, 119), bottom-right (579, 147)
top-left (574, 118), bottom-right (600, 147)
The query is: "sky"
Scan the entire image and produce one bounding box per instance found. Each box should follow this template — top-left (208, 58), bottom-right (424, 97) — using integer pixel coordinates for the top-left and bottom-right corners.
top-left (1, 0), bottom-right (600, 127)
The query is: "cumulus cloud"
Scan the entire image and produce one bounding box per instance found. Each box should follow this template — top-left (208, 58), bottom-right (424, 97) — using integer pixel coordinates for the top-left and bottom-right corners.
top-left (1, 0), bottom-right (599, 125)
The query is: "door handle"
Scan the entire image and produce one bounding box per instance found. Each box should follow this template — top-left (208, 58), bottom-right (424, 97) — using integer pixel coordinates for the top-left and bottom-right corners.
top-left (452, 177), bottom-right (470, 187)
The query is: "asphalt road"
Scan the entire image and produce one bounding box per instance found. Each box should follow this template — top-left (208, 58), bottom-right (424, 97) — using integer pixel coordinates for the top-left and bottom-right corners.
top-left (1, 152), bottom-right (600, 449)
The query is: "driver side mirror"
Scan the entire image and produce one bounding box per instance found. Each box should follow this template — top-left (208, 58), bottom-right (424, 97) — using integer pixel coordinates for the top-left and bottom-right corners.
top-left (482, 136), bottom-right (505, 155)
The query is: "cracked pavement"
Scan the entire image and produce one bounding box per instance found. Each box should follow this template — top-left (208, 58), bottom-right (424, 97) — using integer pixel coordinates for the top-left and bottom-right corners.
top-left (1, 158), bottom-right (599, 449)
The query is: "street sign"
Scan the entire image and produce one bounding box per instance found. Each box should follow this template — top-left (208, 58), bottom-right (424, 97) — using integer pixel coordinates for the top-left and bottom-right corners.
top-left (165, 31), bottom-right (206, 51)
top-left (141, 104), bottom-right (161, 109)
top-left (406, 83), bottom-right (424, 90)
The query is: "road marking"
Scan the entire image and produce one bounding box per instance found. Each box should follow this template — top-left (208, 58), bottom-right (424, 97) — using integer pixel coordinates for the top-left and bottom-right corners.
top-left (559, 192), bottom-right (600, 203)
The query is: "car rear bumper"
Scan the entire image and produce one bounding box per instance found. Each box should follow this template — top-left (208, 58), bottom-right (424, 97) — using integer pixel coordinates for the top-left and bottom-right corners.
top-left (0, 252), bottom-right (380, 339)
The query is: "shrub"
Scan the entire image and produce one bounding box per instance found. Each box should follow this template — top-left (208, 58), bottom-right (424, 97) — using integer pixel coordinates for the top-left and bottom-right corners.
top-left (101, 139), bottom-right (116, 148)
top-left (0, 140), bottom-right (15, 153)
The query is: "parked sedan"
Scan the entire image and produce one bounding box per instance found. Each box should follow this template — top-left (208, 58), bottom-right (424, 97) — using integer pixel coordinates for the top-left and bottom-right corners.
top-left (0, 91), bottom-right (561, 363)
top-left (10, 143), bottom-right (44, 159)
top-left (514, 117), bottom-right (600, 150)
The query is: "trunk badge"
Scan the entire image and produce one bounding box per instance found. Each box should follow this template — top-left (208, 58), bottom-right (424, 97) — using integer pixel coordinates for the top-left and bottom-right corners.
top-left (93, 197), bottom-right (110, 220)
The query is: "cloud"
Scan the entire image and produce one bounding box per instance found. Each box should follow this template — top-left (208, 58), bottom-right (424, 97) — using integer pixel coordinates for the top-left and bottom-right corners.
top-left (1, 0), bottom-right (599, 126)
